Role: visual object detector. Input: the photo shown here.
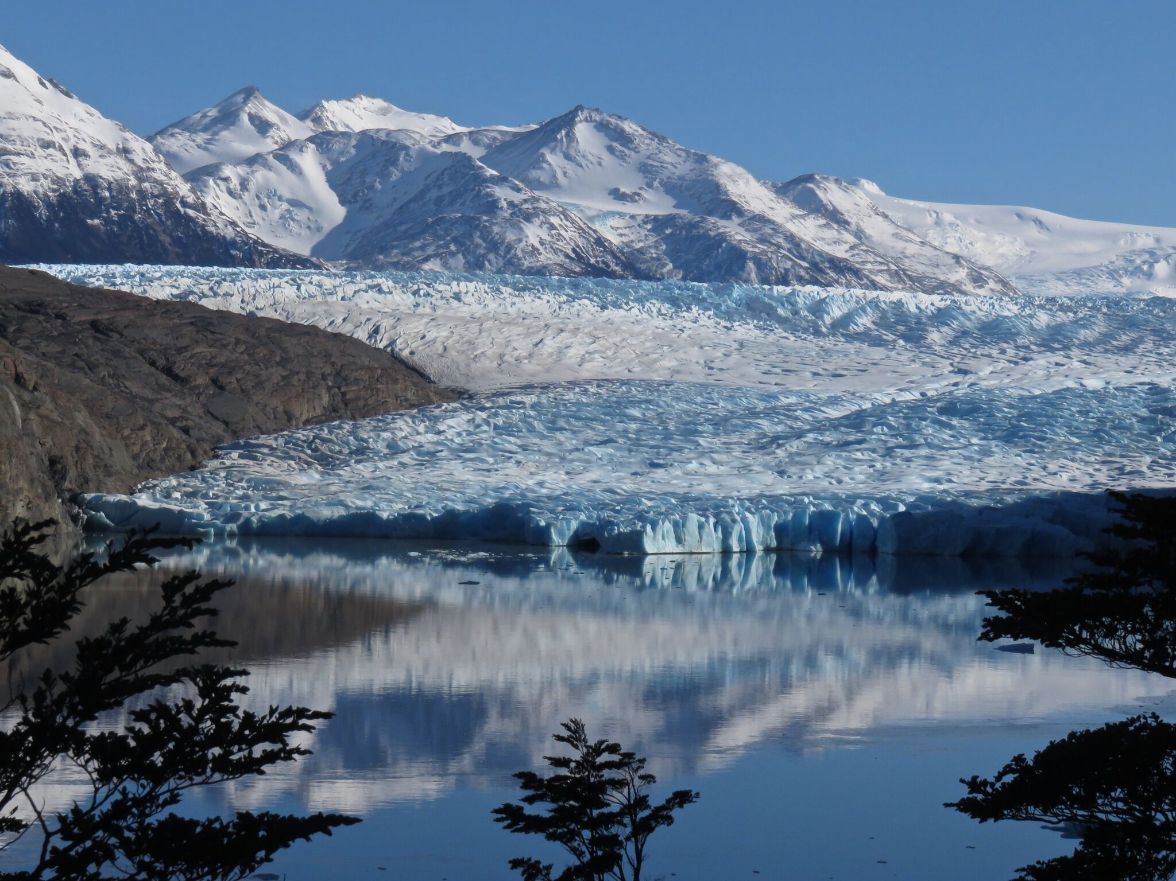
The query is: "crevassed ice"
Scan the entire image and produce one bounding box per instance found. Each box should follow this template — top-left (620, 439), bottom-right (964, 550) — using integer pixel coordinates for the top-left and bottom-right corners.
top-left (41, 265), bottom-right (1176, 557)
top-left (81, 380), bottom-right (1176, 556)
top-left (35, 263), bottom-right (1176, 393)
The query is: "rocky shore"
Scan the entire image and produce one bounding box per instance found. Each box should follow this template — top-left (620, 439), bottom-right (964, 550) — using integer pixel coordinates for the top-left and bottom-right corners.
top-left (0, 266), bottom-right (456, 528)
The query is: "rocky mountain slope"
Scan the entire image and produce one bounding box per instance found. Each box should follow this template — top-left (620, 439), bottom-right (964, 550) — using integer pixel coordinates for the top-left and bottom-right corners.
top-left (164, 89), bottom-right (1017, 293)
top-left (0, 44), bottom-right (314, 268)
top-left (0, 266), bottom-right (455, 528)
top-left (853, 177), bottom-right (1176, 297)
top-left (149, 85), bottom-right (316, 174)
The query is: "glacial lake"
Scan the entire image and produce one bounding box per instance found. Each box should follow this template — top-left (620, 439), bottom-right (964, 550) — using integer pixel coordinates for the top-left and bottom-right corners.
top-left (32, 540), bottom-right (1176, 880)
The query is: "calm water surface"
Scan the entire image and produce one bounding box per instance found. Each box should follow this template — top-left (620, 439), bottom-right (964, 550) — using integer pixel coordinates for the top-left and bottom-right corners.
top-left (39, 541), bottom-right (1176, 879)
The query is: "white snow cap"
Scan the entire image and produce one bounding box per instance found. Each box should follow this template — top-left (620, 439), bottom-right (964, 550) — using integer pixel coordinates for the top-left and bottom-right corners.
top-left (149, 85), bottom-right (316, 173)
top-left (0, 42), bottom-right (175, 185)
top-left (298, 94), bottom-right (466, 138)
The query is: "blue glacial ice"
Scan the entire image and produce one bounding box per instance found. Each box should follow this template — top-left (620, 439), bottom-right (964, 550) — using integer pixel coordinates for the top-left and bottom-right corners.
top-left (80, 379), bottom-right (1176, 556)
top-left (42, 265), bottom-right (1176, 557)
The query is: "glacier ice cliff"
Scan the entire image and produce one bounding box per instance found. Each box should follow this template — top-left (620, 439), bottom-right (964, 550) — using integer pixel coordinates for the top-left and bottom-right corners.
top-left (41, 266), bottom-right (1176, 557)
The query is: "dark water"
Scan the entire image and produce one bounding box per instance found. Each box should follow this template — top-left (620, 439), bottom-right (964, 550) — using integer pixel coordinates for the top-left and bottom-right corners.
top-left (20, 540), bottom-right (1176, 879)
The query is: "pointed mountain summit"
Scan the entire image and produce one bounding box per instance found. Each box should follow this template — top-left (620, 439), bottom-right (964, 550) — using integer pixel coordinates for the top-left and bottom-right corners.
top-left (0, 44), bottom-right (313, 267)
top-left (298, 94), bottom-right (466, 139)
top-left (483, 105), bottom-right (693, 214)
top-left (480, 106), bottom-right (1017, 291)
top-left (150, 85), bottom-right (315, 173)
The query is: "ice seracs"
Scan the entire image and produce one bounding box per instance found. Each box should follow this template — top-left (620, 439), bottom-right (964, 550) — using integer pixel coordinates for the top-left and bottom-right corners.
top-left (49, 265), bottom-right (1176, 558)
top-left (80, 378), bottom-right (1172, 557)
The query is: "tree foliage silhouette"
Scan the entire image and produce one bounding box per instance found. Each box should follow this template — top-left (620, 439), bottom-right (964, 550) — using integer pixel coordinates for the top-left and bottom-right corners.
top-left (950, 491), bottom-right (1176, 880)
top-left (0, 519), bottom-right (358, 880)
top-left (492, 718), bottom-right (698, 881)
top-left (949, 714), bottom-right (1176, 881)
top-left (976, 491), bottom-right (1176, 676)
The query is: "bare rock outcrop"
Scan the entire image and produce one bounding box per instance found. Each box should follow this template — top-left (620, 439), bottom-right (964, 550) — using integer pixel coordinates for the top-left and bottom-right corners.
top-left (0, 266), bottom-right (456, 528)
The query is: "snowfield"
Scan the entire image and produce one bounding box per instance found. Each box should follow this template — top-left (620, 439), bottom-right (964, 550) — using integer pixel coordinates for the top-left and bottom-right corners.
top-left (42, 265), bottom-right (1176, 556)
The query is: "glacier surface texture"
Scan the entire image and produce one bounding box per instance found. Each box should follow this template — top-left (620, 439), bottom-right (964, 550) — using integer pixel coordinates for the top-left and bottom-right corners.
top-left (44, 265), bottom-right (1176, 557)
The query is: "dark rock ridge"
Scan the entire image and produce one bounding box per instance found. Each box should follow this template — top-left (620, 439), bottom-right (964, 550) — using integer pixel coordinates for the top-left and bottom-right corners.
top-left (0, 183), bottom-right (318, 268)
top-left (0, 266), bottom-right (455, 527)
top-left (0, 42), bottom-right (316, 269)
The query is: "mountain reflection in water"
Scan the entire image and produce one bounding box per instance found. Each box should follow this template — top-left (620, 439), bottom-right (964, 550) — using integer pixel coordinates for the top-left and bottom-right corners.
top-left (32, 538), bottom-right (1160, 824)
top-left (951, 493), bottom-right (1176, 880)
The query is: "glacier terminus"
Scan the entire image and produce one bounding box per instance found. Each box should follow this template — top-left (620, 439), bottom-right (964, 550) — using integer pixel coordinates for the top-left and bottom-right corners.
top-left (47, 265), bottom-right (1176, 558)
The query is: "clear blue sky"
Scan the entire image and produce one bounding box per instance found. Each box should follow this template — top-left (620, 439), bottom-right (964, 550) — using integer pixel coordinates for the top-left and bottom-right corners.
top-left (5, 0), bottom-right (1174, 225)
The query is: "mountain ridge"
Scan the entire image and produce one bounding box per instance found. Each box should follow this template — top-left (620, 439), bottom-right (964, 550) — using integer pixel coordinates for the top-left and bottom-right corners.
top-left (7, 41), bottom-right (1174, 295)
top-left (0, 44), bottom-right (316, 269)
top-left (172, 90), bottom-right (1018, 293)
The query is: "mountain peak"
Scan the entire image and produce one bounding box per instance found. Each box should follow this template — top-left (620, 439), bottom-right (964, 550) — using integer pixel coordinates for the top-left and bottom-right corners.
top-left (567, 103), bottom-right (598, 119)
top-left (548, 104), bottom-right (626, 129)
top-left (226, 84), bottom-right (264, 104)
top-left (298, 94), bottom-right (465, 139)
top-left (0, 43), bottom-right (309, 267)
top-left (149, 87), bottom-right (313, 174)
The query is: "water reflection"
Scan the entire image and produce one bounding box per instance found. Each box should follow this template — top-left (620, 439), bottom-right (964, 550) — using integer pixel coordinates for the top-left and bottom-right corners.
top-left (951, 493), bottom-right (1176, 880)
top-left (43, 538), bottom-right (1164, 822)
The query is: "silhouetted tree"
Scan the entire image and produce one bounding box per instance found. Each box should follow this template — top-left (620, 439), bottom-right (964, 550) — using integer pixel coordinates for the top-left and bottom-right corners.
top-left (950, 491), bottom-right (1176, 880)
top-left (0, 519), bottom-right (358, 880)
top-left (977, 491), bottom-right (1176, 675)
top-left (949, 714), bottom-right (1176, 881)
top-left (492, 718), bottom-right (698, 881)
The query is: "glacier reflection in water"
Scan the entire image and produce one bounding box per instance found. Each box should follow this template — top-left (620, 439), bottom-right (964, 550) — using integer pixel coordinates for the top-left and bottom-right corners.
top-left (54, 540), bottom-right (1176, 879)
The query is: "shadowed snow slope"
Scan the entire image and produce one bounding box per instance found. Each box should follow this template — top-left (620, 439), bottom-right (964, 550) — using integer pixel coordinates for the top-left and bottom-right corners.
top-left (186, 130), bottom-right (637, 276)
top-left (149, 86), bottom-right (315, 174)
top-left (0, 46), bottom-right (312, 268)
top-left (782, 175), bottom-right (1176, 297)
top-left (45, 266), bottom-right (1176, 557)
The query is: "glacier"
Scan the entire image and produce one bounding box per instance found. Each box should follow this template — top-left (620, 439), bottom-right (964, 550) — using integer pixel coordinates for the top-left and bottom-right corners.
top-left (42, 265), bottom-right (1176, 557)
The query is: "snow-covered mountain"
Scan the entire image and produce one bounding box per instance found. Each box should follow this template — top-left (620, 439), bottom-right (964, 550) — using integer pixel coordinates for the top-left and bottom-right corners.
top-left (176, 97), bottom-right (1014, 292)
top-left (0, 45), bottom-right (313, 267)
top-left (149, 86), bottom-right (315, 174)
top-left (187, 129), bottom-right (635, 276)
top-left (772, 174), bottom-right (1019, 297)
top-left (9, 37), bottom-right (1173, 292)
top-left (480, 106), bottom-right (1018, 293)
top-left (297, 94), bottom-right (466, 139)
top-left (794, 176), bottom-right (1176, 297)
